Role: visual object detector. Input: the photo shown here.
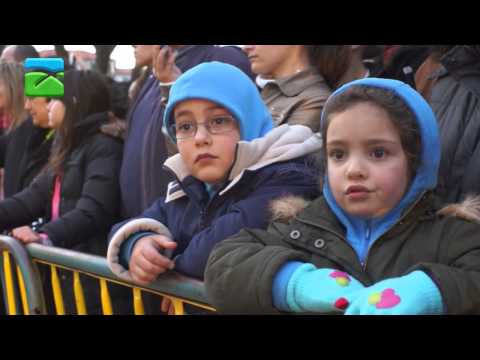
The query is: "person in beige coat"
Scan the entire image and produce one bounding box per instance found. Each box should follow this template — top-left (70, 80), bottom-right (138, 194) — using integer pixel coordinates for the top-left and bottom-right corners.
top-left (243, 45), bottom-right (351, 132)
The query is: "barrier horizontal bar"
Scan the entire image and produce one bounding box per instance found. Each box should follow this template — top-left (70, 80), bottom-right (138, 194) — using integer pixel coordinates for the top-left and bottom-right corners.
top-left (25, 243), bottom-right (211, 308)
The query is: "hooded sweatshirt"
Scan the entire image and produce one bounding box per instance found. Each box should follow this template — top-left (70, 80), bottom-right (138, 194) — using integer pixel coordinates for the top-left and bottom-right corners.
top-left (163, 61), bottom-right (273, 143)
top-left (121, 46), bottom-right (254, 219)
top-left (323, 78), bottom-right (441, 264)
top-left (107, 62), bottom-right (323, 280)
top-left (272, 77), bottom-right (442, 303)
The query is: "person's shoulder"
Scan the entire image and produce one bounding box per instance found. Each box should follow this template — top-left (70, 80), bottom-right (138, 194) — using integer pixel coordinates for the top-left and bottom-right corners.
top-left (245, 156), bottom-right (320, 192)
top-left (85, 132), bottom-right (124, 155)
top-left (10, 117), bottom-right (34, 137)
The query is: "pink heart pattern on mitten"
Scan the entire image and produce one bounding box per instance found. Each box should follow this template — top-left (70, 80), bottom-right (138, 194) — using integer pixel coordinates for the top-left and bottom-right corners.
top-left (368, 288), bottom-right (401, 309)
top-left (329, 271), bottom-right (351, 287)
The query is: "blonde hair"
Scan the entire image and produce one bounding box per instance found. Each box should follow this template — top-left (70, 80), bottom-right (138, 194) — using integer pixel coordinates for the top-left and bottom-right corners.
top-left (0, 60), bottom-right (28, 132)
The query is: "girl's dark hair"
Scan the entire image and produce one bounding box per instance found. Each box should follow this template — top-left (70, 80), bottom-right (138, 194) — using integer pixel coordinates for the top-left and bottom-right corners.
top-left (305, 46), bottom-right (352, 90)
top-left (49, 70), bottom-right (111, 175)
top-left (321, 85), bottom-right (422, 178)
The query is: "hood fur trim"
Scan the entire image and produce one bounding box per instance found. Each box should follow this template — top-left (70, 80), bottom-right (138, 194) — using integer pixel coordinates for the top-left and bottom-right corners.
top-left (437, 195), bottom-right (480, 223)
top-left (270, 195), bottom-right (311, 223)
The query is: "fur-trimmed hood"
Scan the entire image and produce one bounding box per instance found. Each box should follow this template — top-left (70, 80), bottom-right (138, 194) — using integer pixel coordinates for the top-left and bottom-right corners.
top-left (270, 194), bottom-right (480, 225)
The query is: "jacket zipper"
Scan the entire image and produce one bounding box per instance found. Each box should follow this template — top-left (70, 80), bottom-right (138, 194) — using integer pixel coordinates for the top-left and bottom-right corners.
top-left (361, 191), bottom-right (427, 270)
top-left (162, 164), bottom-right (226, 228)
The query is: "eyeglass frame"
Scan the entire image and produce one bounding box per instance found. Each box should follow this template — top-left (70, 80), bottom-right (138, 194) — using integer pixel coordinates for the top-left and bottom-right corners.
top-left (169, 114), bottom-right (239, 141)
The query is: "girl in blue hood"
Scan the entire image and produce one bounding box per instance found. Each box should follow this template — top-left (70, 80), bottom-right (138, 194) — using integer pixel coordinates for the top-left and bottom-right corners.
top-left (107, 61), bottom-right (323, 312)
top-left (204, 77), bottom-right (480, 315)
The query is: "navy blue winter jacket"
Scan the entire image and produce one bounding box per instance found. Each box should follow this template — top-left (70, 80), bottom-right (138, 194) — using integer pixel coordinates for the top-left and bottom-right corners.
top-left (109, 154), bottom-right (320, 279)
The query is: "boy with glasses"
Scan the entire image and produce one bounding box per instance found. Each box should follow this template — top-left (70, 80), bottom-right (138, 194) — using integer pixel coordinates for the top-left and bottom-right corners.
top-left (107, 62), bottom-right (323, 301)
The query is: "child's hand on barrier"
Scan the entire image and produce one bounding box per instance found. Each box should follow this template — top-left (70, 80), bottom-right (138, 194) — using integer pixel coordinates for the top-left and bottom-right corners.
top-left (12, 226), bottom-right (42, 244)
top-left (129, 235), bottom-right (177, 286)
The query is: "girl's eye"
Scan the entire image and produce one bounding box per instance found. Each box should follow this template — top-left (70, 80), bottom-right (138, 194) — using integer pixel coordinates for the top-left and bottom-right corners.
top-left (371, 148), bottom-right (387, 159)
top-left (329, 149), bottom-right (345, 161)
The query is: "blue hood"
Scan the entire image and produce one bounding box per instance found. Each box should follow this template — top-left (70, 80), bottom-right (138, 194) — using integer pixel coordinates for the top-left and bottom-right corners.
top-left (320, 78), bottom-right (441, 263)
top-left (163, 61), bottom-right (274, 143)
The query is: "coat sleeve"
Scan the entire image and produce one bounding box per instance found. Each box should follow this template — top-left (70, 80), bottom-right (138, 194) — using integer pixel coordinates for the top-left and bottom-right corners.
top-left (412, 218), bottom-right (480, 314)
top-left (204, 224), bottom-right (311, 314)
top-left (105, 197), bottom-right (171, 280)
top-left (0, 173), bottom-right (51, 231)
top-left (107, 197), bottom-right (170, 244)
top-left (40, 137), bottom-right (123, 249)
top-left (174, 167), bottom-right (319, 280)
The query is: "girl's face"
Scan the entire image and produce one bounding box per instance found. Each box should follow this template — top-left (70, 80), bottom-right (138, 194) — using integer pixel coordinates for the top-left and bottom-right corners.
top-left (242, 45), bottom-right (301, 79)
top-left (47, 99), bottom-right (66, 129)
top-left (174, 99), bottom-right (241, 184)
top-left (25, 97), bottom-right (51, 128)
top-left (326, 102), bottom-right (410, 218)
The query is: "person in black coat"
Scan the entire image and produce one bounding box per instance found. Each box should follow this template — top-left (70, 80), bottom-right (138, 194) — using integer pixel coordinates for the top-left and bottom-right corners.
top-left (0, 70), bottom-right (126, 314)
top-left (0, 97), bottom-right (54, 199)
top-left (428, 45), bottom-right (480, 203)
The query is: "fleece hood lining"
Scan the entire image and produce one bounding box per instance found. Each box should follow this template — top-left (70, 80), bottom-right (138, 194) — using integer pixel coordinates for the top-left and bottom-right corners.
top-left (320, 78), bottom-right (441, 263)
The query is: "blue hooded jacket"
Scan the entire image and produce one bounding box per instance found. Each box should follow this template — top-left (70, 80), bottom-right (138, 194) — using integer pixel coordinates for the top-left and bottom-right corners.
top-left (108, 62), bottom-right (322, 280)
top-left (323, 78), bottom-right (441, 264)
top-left (273, 78), bottom-right (441, 309)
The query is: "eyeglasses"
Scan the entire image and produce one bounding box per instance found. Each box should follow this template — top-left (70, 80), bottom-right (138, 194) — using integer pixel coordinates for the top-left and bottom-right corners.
top-left (170, 115), bottom-right (237, 141)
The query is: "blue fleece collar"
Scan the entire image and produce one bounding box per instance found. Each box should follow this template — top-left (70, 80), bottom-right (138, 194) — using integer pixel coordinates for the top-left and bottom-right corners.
top-left (321, 78), bottom-right (441, 263)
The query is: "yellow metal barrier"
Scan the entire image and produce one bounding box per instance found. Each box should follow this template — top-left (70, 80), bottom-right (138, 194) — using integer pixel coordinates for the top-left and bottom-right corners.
top-left (16, 265), bottom-right (29, 315)
top-left (3, 251), bottom-right (17, 315)
top-left (73, 271), bottom-right (87, 315)
top-left (100, 278), bottom-right (113, 315)
top-left (133, 287), bottom-right (144, 315)
top-left (0, 237), bottom-right (216, 315)
top-left (51, 265), bottom-right (65, 315)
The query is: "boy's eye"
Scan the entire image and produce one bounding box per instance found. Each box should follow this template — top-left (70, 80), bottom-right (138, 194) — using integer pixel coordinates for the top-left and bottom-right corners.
top-left (329, 149), bottom-right (345, 161)
top-left (208, 116), bottom-right (235, 133)
top-left (210, 116), bottom-right (232, 127)
top-left (177, 122), bottom-right (195, 133)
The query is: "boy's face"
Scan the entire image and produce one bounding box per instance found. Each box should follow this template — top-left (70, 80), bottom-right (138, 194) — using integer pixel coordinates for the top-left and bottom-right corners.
top-left (174, 99), bottom-right (241, 184)
top-left (326, 102), bottom-right (410, 219)
top-left (25, 97), bottom-right (51, 128)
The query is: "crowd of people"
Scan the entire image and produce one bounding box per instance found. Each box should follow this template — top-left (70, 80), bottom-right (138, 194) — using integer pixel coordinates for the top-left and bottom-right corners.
top-left (0, 44), bottom-right (479, 315)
